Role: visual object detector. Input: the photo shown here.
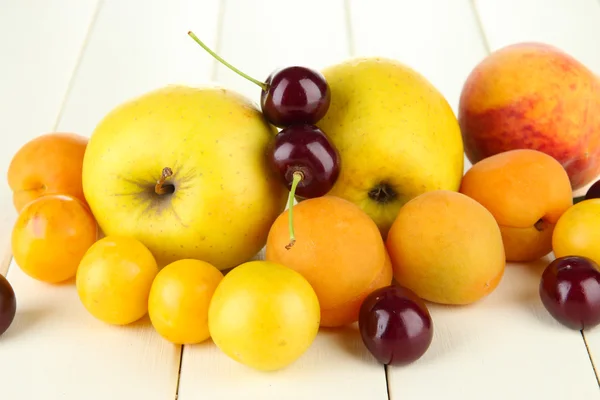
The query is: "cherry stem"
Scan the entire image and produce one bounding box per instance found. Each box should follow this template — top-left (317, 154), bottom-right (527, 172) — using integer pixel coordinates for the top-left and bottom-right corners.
top-left (155, 167), bottom-right (174, 195)
top-left (187, 31), bottom-right (268, 91)
top-left (285, 171), bottom-right (303, 250)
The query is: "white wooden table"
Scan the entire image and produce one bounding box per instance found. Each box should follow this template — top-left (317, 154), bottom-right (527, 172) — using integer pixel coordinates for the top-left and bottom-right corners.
top-left (1, 0), bottom-right (600, 399)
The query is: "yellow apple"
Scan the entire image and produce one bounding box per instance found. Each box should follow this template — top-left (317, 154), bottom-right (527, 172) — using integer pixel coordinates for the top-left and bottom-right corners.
top-left (316, 57), bottom-right (464, 237)
top-left (82, 85), bottom-right (287, 270)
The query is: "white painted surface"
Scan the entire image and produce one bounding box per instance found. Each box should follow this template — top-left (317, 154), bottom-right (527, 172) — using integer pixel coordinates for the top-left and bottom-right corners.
top-left (212, 0), bottom-right (350, 104)
top-left (476, 0), bottom-right (600, 378)
top-left (475, 0), bottom-right (600, 71)
top-left (389, 260), bottom-right (600, 399)
top-left (0, 0), bottom-right (100, 273)
top-left (179, 326), bottom-right (388, 400)
top-left (350, 1), bottom-right (600, 397)
top-left (1, 0), bottom-right (600, 398)
top-left (57, 0), bottom-right (222, 136)
top-left (0, 0), bottom-right (219, 399)
top-left (0, 264), bottom-right (181, 400)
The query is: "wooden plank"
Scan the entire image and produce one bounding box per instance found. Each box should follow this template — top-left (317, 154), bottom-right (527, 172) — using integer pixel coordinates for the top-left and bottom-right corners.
top-left (0, 0), bottom-right (100, 275)
top-left (210, 0), bottom-right (351, 103)
top-left (0, 263), bottom-right (181, 400)
top-left (348, 0), bottom-right (600, 398)
top-left (177, 1), bottom-right (388, 399)
top-left (349, 0), bottom-right (487, 115)
top-left (57, 0), bottom-right (221, 135)
top-left (389, 262), bottom-right (599, 399)
top-left (475, 0), bottom-right (600, 379)
top-left (475, 0), bottom-right (600, 70)
top-left (1, 1), bottom-right (221, 399)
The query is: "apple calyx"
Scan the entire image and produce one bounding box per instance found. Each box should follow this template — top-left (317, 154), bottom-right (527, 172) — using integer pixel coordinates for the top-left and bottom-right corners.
top-left (187, 31), bottom-right (268, 91)
top-left (285, 171), bottom-right (304, 250)
top-left (368, 183), bottom-right (397, 204)
top-left (155, 167), bottom-right (175, 195)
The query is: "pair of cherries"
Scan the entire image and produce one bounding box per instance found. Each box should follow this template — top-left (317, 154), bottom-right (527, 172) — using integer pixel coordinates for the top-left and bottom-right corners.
top-left (189, 32), bottom-right (341, 248)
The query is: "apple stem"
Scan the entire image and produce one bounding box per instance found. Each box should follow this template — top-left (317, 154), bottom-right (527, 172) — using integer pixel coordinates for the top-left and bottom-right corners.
top-left (285, 171), bottom-right (303, 250)
top-left (155, 167), bottom-right (174, 195)
top-left (187, 31), bottom-right (268, 91)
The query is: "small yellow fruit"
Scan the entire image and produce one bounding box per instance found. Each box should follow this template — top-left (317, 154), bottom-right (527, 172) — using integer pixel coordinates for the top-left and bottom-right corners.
top-left (148, 259), bottom-right (223, 344)
top-left (553, 199), bottom-right (600, 266)
top-left (76, 236), bottom-right (158, 325)
top-left (208, 260), bottom-right (320, 371)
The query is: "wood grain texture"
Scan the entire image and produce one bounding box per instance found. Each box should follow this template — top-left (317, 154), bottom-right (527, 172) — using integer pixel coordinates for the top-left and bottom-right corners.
top-left (177, 1), bottom-right (388, 399)
top-left (0, 0), bottom-right (100, 275)
top-left (349, 0), bottom-right (600, 398)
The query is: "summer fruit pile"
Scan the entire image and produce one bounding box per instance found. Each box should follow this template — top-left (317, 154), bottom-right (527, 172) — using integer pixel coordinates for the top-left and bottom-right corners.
top-left (3, 33), bottom-right (600, 374)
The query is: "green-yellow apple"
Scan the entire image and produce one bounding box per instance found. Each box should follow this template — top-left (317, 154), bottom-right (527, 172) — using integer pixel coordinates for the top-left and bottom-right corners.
top-left (82, 85), bottom-right (287, 270)
top-left (316, 57), bottom-right (464, 237)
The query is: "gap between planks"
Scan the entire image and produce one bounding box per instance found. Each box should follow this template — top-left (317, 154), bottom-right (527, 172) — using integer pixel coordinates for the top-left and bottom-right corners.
top-left (175, 0), bottom-right (226, 398)
top-left (468, 0), bottom-right (600, 386)
top-left (469, 0), bottom-right (492, 54)
top-left (0, 0), bottom-right (105, 279)
top-left (582, 329), bottom-right (600, 386)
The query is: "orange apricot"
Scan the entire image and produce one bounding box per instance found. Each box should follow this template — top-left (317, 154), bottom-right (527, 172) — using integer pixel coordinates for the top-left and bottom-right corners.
top-left (320, 251), bottom-right (393, 327)
top-left (386, 190), bottom-right (505, 305)
top-left (459, 149), bottom-right (573, 262)
top-left (265, 195), bottom-right (392, 327)
top-left (11, 194), bottom-right (98, 283)
top-left (7, 132), bottom-right (88, 212)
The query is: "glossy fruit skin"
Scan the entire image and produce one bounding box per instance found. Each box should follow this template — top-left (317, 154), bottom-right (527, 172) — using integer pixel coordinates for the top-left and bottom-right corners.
top-left (261, 66), bottom-right (331, 127)
top-left (266, 196), bottom-right (391, 327)
top-left (359, 284), bottom-right (433, 365)
top-left (0, 274), bottom-right (16, 336)
top-left (148, 259), bottom-right (223, 344)
top-left (539, 256), bottom-right (600, 330)
top-left (208, 260), bottom-right (320, 371)
top-left (11, 194), bottom-right (98, 283)
top-left (552, 199), bottom-right (600, 267)
top-left (76, 236), bottom-right (159, 325)
top-left (585, 180), bottom-right (600, 200)
top-left (271, 124), bottom-right (340, 198)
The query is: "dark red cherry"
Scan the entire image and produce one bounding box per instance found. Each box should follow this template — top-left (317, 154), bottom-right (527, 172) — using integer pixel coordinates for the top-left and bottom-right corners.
top-left (271, 124), bottom-right (340, 199)
top-left (260, 66), bottom-right (330, 128)
top-left (358, 284), bottom-right (433, 366)
top-left (270, 124), bottom-right (340, 249)
top-left (539, 256), bottom-right (600, 330)
top-left (0, 274), bottom-right (16, 336)
top-left (187, 32), bottom-right (330, 128)
top-left (585, 180), bottom-right (600, 200)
